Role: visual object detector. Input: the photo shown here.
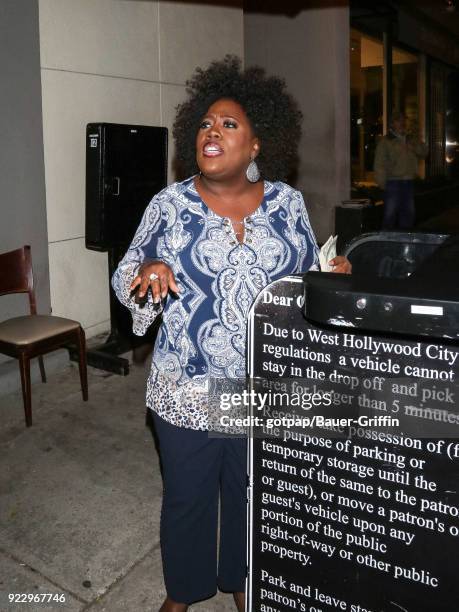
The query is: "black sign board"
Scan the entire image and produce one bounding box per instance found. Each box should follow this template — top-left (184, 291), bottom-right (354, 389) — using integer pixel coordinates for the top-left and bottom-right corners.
top-left (246, 275), bottom-right (459, 612)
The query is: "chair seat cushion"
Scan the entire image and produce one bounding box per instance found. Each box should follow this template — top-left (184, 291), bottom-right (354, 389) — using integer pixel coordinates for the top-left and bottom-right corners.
top-left (0, 315), bottom-right (80, 345)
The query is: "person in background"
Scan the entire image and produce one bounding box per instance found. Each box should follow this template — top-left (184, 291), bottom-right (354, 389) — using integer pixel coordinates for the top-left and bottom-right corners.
top-left (374, 112), bottom-right (428, 230)
top-left (112, 56), bottom-right (351, 612)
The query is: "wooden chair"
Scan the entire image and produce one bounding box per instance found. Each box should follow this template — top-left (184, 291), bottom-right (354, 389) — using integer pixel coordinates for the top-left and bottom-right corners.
top-left (0, 245), bottom-right (88, 426)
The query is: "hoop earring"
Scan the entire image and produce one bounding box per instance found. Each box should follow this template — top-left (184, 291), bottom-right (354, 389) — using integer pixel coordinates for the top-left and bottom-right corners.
top-left (246, 158), bottom-right (260, 183)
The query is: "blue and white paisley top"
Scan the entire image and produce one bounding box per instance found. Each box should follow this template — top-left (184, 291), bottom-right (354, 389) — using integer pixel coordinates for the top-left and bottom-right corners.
top-left (112, 177), bottom-right (319, 430)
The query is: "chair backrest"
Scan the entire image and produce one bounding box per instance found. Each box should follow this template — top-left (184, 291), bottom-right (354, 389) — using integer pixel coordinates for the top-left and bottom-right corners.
top-left (0, 245), bottom-right (37, 314)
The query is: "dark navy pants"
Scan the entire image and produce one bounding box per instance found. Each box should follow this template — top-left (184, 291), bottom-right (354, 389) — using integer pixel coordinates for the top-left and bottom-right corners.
top-left (383, 179), bottom-right (415, 230)
top-left (153, 412), bottom-right (247, 604)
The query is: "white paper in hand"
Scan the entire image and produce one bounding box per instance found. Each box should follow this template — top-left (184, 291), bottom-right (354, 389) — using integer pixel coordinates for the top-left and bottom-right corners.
top-left (319, 235), bottom-right (338, 272)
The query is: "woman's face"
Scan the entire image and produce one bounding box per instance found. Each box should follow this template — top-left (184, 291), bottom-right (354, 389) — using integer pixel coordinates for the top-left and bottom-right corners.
top-left (196, 98), bottom-right (260, 181)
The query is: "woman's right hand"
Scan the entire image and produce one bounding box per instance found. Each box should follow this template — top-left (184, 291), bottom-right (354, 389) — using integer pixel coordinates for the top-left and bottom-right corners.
top-left (130, 260), bottom-right (180, 303)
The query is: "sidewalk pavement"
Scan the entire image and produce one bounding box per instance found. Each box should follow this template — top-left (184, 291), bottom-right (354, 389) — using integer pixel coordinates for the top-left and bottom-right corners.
top-left (0, 357), bottom-right (236, 612)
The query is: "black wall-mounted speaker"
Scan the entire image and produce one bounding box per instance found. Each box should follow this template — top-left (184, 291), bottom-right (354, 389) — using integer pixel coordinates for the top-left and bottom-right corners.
top-left (85, 123), bottom-right (168, 251)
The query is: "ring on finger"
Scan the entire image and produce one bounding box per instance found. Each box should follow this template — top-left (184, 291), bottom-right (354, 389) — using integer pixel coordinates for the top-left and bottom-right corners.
top-left (149, 272), bottom-right (159, 281)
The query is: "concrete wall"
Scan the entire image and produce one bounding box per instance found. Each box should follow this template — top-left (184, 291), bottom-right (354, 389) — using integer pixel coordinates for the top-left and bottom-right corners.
top-left (0, 0), bottom-right (50, 326)
top-left (39, 0), bottom-right (244, 337)
top-left (244, 5), bottom-right (350, 243)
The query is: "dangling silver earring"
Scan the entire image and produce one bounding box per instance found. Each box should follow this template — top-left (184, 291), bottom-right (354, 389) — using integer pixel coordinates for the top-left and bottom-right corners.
top-left (246, 158), bottom-right (260, 183)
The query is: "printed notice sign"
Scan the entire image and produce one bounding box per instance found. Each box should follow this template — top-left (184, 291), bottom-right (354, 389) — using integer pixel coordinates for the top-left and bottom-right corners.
top-left (246, 276), bottom-right (459, 612)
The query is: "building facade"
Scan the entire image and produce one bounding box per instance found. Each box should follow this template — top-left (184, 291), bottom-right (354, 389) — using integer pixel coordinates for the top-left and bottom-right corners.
top-left (1, 0), bottom-right (458, 365)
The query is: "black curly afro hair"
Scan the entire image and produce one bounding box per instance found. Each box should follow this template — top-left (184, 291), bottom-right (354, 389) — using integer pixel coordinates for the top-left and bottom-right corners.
top-left (173, 55), bottom-right (302, 182)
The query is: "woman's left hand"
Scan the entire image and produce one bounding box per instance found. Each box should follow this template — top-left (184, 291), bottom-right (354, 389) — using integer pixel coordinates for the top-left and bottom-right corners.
top-left (328, 256), bottom-right (352, 274)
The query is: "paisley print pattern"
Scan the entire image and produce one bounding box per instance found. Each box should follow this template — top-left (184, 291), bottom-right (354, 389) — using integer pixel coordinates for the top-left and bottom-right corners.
top-left (112, 177), bottom-right (319, 430)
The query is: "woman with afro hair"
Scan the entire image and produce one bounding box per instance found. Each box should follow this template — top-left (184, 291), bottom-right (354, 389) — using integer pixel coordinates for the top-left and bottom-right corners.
top-left (113, 56), bottom-right (350, 611)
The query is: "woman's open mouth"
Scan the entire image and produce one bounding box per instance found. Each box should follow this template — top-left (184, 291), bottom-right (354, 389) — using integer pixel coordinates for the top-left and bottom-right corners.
top-left (203, 142), bottom-right (223, 157)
